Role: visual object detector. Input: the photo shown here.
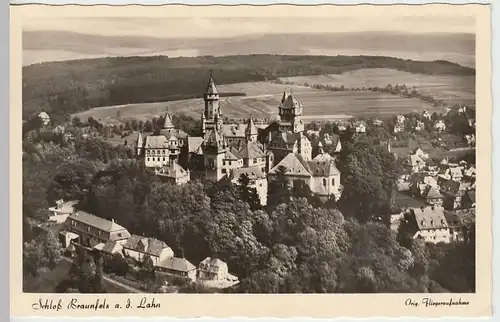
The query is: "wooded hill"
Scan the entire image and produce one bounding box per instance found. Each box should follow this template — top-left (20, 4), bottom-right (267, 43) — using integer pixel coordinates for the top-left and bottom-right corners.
top-left (23, 54), bottom-right (475, 123)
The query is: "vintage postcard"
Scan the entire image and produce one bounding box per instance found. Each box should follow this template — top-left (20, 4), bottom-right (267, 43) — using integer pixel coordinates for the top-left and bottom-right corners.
top-left (10, 3), bottom-right (492, 318)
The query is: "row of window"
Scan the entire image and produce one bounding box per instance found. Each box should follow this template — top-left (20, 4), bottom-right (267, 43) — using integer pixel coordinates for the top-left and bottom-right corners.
top-left (147, 157), bottom-right (168, 162)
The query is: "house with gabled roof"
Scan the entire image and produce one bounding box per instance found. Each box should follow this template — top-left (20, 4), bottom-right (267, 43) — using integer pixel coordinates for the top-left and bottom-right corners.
top-left (156, 257), bottom-right (197, 281)
top-left (48, 199), bottom-right (79, 224)
top-left (64, 211), bottom-right (131, 248)
top-left (408, 206), bottom-right (452, 244)
top-left (38, 112), bottom-right (50, 126)
top-left (269, 145), bottom-right (342, 201)
top-left (198, 257), bottom-right (230, 281)
top-left (422, 185), bottom-right (444, 207)
top-left (440, 179), bottom-right (470, 210)
top-left (154, 162), bottom-right (190, 185)
top-left (93, 240), bottom-right (124, 258)
top-left (402, 155), bottom-right (426, 173)
top-left (123, 235), bottom-right (174, 266)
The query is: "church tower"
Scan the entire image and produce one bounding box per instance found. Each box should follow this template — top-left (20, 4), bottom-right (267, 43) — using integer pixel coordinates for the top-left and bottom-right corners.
top-left (202, 73), bottom-right (223, 133)
top-left (278, 92), bottom-right (304, 133)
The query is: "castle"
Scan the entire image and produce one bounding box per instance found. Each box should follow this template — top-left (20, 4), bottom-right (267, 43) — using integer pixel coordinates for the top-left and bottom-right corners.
top-left (136, 73), bottom-right (342, 204)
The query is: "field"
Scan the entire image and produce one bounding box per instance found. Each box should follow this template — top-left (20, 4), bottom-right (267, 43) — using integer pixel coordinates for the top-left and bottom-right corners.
top-left (279, 68), bottom-right (475, 107)
top-left (72, 81), bottom-right (443, 125)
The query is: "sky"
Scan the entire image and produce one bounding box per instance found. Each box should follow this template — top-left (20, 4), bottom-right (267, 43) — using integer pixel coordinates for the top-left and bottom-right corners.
top-left (23, 16), bottom-right (475, 38)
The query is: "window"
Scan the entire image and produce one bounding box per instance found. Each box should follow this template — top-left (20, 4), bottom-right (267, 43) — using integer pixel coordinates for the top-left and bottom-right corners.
top-left (323, 178), bottom-right (327, 186)
top-left (223, 160), bottom-right (226, 166)
top-left (332, 178), bottom-right (335, 186)
top-left (253, 158), bottom-right (257, 163)
top-left (147, 158), bottom-right (150, 161)
top-left (222, 169), bottom-right (226, 174)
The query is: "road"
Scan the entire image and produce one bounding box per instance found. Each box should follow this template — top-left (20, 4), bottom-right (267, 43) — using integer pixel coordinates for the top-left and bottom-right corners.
top-left (62, 257), bottom-right (142, 293)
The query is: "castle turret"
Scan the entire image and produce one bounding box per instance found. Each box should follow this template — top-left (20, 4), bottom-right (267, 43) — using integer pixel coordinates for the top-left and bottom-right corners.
top-left (245, 116), bottom-right (258, 143)
top-left (162, 112), bottom-right (174, 130)
top-left (136, 132), bottom-right (143, 156)
top-left (203, 72), bottom-right (223, 133)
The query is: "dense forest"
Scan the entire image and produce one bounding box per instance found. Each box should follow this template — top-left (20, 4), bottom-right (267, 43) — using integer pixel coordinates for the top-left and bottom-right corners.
top-left (23, 54), bottom-right (475, 123)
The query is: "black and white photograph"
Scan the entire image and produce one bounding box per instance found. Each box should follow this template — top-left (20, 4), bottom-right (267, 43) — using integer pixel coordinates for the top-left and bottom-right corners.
top-left (14, 3), bottom-right (490, 313)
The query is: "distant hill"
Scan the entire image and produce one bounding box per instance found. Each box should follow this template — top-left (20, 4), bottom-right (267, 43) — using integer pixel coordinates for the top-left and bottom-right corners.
top-left (22, 54), bottom-right (475, 122)
top-left (23, 30), bottom-right (475, 68)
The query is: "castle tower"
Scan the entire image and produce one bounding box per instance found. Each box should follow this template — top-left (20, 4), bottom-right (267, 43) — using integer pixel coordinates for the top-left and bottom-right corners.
top-left (278, 93), bottom-right (304, 133)
top-left (203, 129), bottom-right (228, 181)
top-left (245, 116), bottom-right (258, 143)
top-left (202, 73), bottom-right (223, 133)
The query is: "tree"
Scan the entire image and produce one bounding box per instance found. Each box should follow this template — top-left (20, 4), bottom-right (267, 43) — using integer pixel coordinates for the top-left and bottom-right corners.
top-left (267, 165), bottom-right (290, 210)
top-left (104, 253), bottom-right (128, 276)
top-left (238, 174), bottom-right (261, 210)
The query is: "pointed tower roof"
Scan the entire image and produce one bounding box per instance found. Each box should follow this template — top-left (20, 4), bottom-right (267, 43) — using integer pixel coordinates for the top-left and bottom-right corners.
top-left (136, 132), bottom-right (143, 148)
top-left (162, 112), bottom-right (174, 129)
top-left (281, 91), bottom-right (288, 104)
top-left (205, 73), bottom-right (218, 95)
top-left (245, 116), bottom-right (258, 136)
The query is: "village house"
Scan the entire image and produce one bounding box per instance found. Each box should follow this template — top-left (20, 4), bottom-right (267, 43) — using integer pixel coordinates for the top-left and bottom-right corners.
top-left (393, 123), bottom-right (404, 134)
top-left (154, 162), bottom-right (190, 185)
top-left (434, 120), bottom-right (446, 132)
top-left (415, 121), bottom-right (425, 131)
top-left (156, 257), bottom-right (197, 281)
top-left (372, 118), bottom-right (384, 127)
top-left (122, 235), bottom-right (175, 266)
top-left (402, 155), bottom-right (426, 173)
top-left (410, 147), bottom-right (429, 161)
top-left (64, 211), bottom-right (131, 248)
top-left (93, 240), bottom-right (124, 259)
top-left (422, 185), bottom-right (444, 207)
top-left (396, 114), bottom-right (406, 125)
top-left (38, 111), bottom-right (50, 126)
top-left (407, 206), bottom-right (452, 244)
top-left (464, 165), bottom-right (476, 179)
top-left (427, 165), bottom-right (439, 176)
top-left (443, 211), bottom-right (466, 242)
top-left (197, 257), bottom-right (229, 281)
top-left (409, 172), bottom-right (438, 197)
top-left (465, 134), bottom-right (476, 146)
top-left (440, 179), bottom-right (471, 210)
top-left (352, 120), bottom-right (366, 133)
top-left (48, 199), bottom-right (79, 224)
top-left (422, 110), bottom-right (432, 120)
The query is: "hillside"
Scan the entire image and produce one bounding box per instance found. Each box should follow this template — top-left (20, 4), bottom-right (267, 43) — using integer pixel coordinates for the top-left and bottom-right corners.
top-left (22, 54), bottom-right (475, 122)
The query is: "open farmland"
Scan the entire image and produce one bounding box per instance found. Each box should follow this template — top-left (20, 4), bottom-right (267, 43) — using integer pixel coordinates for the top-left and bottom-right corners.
top-left (279, 68), bottom-right (475, 107)
top-left (72, 81), bottom-right (442, 125)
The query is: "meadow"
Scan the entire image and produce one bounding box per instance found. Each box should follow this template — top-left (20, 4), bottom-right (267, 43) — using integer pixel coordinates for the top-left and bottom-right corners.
top-left (72, 81), bottom-right (442, 125)
top-left (279, 68), bottom-right (475, 107)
